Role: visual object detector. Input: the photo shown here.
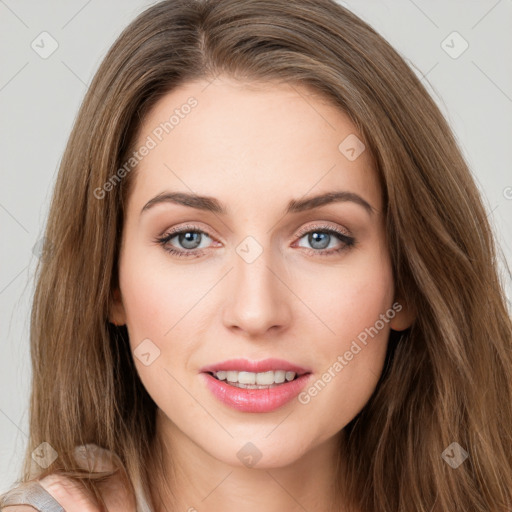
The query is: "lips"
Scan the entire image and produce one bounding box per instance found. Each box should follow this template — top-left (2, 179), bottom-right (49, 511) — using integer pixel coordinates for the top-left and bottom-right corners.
top-left (201, 371), bottom-right (313, 412)
top-left (199, 357), bottom-right (312, 376)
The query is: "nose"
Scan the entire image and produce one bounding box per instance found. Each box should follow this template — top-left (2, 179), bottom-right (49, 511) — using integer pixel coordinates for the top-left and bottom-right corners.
top-left (222, 242), bottom-right (292, 337)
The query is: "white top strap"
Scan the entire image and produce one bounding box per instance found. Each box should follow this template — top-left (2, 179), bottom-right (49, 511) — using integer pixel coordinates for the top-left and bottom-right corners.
top-left (0, 479), bottom-right (65, 511)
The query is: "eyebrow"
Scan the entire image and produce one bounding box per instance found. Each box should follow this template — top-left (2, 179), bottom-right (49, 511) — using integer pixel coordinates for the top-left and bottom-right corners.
top-left (140, 190), bottom-right (375, 216)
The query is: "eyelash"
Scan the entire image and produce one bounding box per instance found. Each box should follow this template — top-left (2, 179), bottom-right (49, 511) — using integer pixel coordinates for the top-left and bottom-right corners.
top-left (154, 223), bottom-right (356, 259)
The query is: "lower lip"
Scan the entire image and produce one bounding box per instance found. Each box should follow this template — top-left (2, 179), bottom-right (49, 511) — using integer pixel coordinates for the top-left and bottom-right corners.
top-left (201, 372), bottom-right (312, 413)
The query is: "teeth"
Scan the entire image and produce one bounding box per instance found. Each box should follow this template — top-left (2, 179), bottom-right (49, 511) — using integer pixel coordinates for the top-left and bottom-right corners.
top-left (274, 370), bottom-right (286, 384)
top-left (285, 371), bottom-right (296, 382)
top-left (239, 371), bottom-right (256, 384)
top-left (213, 370), bottom-right (298, 385)
top-left (215, 370), bottom-right (227, 381)
top-left (226, 371), bottom-right (238, 383)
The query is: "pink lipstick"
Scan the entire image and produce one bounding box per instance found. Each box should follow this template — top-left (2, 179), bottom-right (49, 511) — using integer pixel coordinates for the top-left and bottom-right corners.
top-left (199, 358), bottom-right (313, 413)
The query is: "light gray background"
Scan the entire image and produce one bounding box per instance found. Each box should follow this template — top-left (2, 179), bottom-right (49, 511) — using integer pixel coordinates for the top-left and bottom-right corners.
top-left (1, 0), bottom-right (511, 493)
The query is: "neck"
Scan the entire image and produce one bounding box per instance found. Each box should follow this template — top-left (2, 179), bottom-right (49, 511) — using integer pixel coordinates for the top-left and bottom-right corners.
top-left (148, 410), bottom-right (345, 512)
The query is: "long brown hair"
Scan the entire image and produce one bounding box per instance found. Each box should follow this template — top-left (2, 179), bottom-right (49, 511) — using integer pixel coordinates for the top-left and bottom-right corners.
top-left (1, 0), bottom-right (511, 511)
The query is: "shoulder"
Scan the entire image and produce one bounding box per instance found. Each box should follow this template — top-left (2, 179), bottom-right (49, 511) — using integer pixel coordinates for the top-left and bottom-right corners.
top-left (0, 474), bottom-right (100, 512)
top-left (1, 444), bottom-right (135, 512)
top-left (39, 471), bottom-right (134, 512)
top-left (71, 443), bottom-right (136, 511)
top-left (38, 467), bottom-right (136, 512)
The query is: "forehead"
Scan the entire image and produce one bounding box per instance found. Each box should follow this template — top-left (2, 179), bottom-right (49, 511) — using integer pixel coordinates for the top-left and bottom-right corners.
top-left (127, 76), bottom-right (381, 214)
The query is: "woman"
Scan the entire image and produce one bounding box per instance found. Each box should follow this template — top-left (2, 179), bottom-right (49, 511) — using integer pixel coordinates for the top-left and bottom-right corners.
top-left (1, 0), bottom-right (511, 511)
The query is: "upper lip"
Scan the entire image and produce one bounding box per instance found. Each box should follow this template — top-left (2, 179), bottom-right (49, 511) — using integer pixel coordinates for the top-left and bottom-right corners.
top-left (200, 358), bottom-right (311, 375)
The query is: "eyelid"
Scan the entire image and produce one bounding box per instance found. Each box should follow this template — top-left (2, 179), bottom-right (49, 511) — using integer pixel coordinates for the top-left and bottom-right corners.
top-left (294, 221), bottom-right (352, 239)
top-left (159, 222), bottom-right (219, 240)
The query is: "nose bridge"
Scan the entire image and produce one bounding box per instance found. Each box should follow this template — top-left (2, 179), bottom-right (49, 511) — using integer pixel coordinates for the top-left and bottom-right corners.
top-left (222, 233), bottom-right (291, 335)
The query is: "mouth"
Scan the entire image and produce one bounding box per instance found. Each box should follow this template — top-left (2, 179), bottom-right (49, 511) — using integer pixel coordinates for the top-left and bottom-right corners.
top-left (199, 358), bottom-right (312, 390)
top-left (199, 358), bottom-right (313, 412)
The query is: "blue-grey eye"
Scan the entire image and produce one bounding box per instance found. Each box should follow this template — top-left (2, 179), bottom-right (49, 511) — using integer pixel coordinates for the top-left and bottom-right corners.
top-left (307, 232), bottom-right (331, 250)
top-left (177, 231), bottom-right (203, 250)
top-left (170, 230), bottom-right (214, 250)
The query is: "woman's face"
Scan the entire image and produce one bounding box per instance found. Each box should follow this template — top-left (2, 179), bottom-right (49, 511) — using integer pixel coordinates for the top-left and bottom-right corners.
top-left (111, 76), bottom-right (412, 468)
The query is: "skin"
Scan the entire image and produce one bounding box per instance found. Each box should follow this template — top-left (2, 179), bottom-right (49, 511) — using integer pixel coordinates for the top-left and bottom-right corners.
top-left (4, 77), bottom-right (414, 512)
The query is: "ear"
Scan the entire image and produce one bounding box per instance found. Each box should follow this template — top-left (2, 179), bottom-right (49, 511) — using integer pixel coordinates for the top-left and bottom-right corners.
top-left (109, 287), bottom-right (127, 326)
top-left (389, 298), bottom-right (415, 332)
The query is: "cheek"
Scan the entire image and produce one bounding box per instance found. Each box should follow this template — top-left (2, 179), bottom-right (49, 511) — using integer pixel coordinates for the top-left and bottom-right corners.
top-left (118, 236), bottom-right (200, 339)
top-left (117, 242), bottom-right (192, 377)
top-left (118, 239), bottom-right (220, 398)
top-left (118, 249), bottom-right (201, 417)
top-left (295, 244), bottom-right (395, 347)
top-left (121, 270), bottom-right (175, 342)
top-left (293, 247), bottom-right (395, 429)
